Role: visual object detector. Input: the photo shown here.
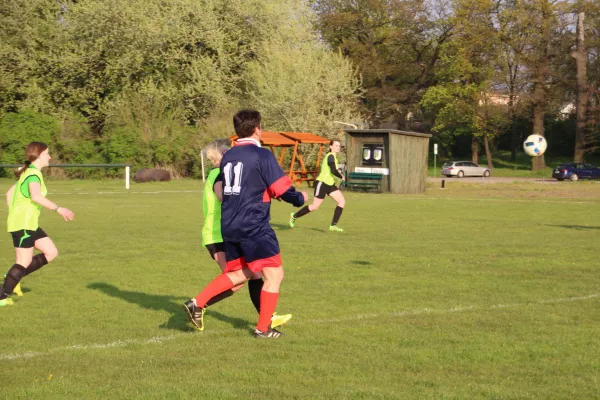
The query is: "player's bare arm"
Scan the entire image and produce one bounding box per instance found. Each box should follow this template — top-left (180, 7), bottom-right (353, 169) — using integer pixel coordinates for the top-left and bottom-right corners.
top-left (29, 181), bottom-right (75, 221)
top-left (6, 184), bottom-right (15, 208)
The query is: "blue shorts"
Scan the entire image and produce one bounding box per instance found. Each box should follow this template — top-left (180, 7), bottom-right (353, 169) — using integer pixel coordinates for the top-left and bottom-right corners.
top-left (224, 230), bottom-right (282, 273)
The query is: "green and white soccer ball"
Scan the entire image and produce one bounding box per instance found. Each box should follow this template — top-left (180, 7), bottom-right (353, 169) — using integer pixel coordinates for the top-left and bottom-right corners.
top-left (523, 134), bottom-right (547, 157)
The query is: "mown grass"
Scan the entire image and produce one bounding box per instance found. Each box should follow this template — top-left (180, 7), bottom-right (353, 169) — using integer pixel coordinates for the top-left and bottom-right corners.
top-left (0, 178), bottom-right (599, 399)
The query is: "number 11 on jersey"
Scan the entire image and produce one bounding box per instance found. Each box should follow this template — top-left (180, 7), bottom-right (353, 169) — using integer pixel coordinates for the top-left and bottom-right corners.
top-left (223, 162), bottom-right (243, 195)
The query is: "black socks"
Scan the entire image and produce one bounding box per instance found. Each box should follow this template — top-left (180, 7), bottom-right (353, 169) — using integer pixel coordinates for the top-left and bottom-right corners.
top-left (248, 278), bottom-right (264, 313)
top-left (205, 289), bottom-right (234, 306)
top-left (204, 278), bottom-right (265, 313)
top-left (24, 254), bottom-right (48, 276)
top-left (1, 264), bottom-right (26, 300)
top-left (332, 206), bottom-right (344, 225)
top-left (294, 206), bottom-right (311, 219)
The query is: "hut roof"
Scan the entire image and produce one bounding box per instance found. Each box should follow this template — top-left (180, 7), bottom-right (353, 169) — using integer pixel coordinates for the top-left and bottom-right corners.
top-left (230, 131), bottom-right (297, 146)
top-left (279, 132), bottom-right (331, 144)
top-left (344, 129), bottom-right (432, 138)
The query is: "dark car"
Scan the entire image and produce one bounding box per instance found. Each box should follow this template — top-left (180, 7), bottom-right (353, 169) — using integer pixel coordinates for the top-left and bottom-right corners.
top-left (552, 163), bottom-right (600, 181)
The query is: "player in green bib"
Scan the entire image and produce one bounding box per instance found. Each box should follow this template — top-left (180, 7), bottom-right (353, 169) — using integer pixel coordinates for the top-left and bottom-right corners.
top-left (289, 140), bottom-right (346, 232)
top-left (186, 141), bottom-right (291, 330)
top-left (1, 142), bottom-right (75, 307)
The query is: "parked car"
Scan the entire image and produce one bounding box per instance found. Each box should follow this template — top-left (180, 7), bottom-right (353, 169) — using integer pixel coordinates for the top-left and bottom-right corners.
top-left (552, 163), bottom-right (600, 181)
top-left (441, 161), bottom-right (491, 178)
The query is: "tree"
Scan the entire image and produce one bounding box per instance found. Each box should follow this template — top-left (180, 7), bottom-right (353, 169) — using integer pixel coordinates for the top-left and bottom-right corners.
top-left (567, 0), bottom-right (600, 160)
top-left (0, 0), bottom-right (61, 114)
top-left (573, 10), bottom-right (588, 162)
top-left (509, 0), bottom-right (571, 170)
top-left (313, 0), bottom-right (453, 128)
top-left (421, 0), bottom-right (509, 167)
top-left (1, 0), bottom-right (364, 175)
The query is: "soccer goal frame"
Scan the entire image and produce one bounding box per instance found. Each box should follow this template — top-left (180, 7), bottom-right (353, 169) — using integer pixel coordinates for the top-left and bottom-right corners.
top-left (0, 164), bottom-right (132, 189)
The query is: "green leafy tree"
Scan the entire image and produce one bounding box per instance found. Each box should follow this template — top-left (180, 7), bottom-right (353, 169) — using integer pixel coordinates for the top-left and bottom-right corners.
top-left (421, 0), bottom-right (509, 167)
top-left (1, 0), bottom-right (363, 175)
top-left (313, 0), bottom-right (453, 128)
top-left (0, 109), bottom-right (58, 173)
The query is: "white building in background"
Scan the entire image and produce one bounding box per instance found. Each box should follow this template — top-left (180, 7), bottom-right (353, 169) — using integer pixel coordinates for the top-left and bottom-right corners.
top-left (479, 92), bottom-right (516, 106)
top-left (559, 103), bottom-right (576, 119)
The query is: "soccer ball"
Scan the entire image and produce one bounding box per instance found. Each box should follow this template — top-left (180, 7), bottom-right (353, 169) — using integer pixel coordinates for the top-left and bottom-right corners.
top-left (523, 134), bottom-right (547, 157)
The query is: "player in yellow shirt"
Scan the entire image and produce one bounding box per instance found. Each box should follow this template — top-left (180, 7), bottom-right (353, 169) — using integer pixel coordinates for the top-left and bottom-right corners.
top-left (289, 140), bottom-right (346, 232)
top-left (1, 142), bottom-right (75, 307)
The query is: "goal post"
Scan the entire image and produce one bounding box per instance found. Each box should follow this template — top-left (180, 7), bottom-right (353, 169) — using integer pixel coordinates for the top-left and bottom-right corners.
top-left (0, 164), bottom-right (132, 189)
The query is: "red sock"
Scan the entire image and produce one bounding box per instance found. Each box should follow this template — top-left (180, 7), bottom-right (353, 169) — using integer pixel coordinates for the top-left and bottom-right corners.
top-left (195, 274), bottom-right (235, 308)
top-left (256, 290), bottom-right (279, 332)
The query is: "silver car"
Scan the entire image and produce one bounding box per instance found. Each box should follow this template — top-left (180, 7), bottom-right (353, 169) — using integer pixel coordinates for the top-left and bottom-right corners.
top-left (441, 161), bottom-right (491, 178)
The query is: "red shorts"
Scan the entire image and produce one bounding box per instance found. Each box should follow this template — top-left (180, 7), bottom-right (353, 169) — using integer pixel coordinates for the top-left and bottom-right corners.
top-left (224, 230), bottom-right (282, 273)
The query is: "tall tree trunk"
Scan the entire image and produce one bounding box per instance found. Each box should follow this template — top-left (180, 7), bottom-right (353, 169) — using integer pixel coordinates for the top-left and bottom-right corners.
top-left (509, 93), bottom-right (518, 161)
top-left (471, 136), bottom-right (479, 164)
top-left (510, 119), bottom-right (518, 161)
top-left (573, 11), bottom-right (588, 163)
top-left (483, 136), bottom-right (493, 169)
top-left (528, 0), bottom-right (554, 172)
top-left (531, 100), bottom-right (547, 170)
top-left (507, 68), bottom-right (519, 161)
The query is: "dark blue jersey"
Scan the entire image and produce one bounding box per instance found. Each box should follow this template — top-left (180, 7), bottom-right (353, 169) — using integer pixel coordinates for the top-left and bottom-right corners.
top-left (219, 139), bottom-right (304, 241)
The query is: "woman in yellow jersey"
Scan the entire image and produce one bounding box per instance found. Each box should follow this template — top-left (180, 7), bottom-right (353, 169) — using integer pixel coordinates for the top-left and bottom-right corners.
top-left (185, 141), bottom-right (290, 329)
top-left (1, 142), bottom-right (75, 307)
top-left (289, 140), bottom-right (346, 232)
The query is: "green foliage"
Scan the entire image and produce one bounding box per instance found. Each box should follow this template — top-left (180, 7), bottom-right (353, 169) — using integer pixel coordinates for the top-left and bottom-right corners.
top-left (0, 0), bottom-right (61, 114)
top-left (243, 11), bottom-right (362, 163)
top-left (420, 0), bottom-right (511, 160)
top-left (313, 0), bottom-right (453, 125)
top-left (0, 0), bottom-right (363, 176)
top-left (0, 109), bottom-right (57, 170)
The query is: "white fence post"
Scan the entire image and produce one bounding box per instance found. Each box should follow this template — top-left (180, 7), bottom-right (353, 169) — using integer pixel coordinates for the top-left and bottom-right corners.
top-left (201, 151), bottom-right (206, 182)
top-left (125, 166), bottom-right (130, 190)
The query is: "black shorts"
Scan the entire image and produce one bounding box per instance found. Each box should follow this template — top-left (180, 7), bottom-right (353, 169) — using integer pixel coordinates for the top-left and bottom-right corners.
top-left (205, 242), bottom-right (226, 259)
top-left (10, 228), bottom-right (48, 248)
top-left (313, 181), bottom-right (339, 199)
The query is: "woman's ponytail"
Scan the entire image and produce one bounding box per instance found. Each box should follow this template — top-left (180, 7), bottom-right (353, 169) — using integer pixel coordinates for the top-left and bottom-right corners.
top-left (15, 142), bottom-right (47, 179)
top-left (15, 161), bottom-right (31, 179)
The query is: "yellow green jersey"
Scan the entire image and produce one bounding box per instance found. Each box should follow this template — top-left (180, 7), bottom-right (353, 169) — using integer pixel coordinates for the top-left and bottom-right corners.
top-left (202, 168), bottom-right (223, 245)
top-left (7, 166), bottom-right (47, 232)
top-left (317, 152), bottom-right (339, 185)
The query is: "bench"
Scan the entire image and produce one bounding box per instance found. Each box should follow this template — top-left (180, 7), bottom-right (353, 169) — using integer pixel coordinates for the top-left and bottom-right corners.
top-left (343, 172), bottom-right (383, 193)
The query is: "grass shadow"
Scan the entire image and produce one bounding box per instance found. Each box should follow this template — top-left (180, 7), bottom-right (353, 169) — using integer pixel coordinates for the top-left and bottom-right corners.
top-left (270, 222), bottom-right (292, 231)
top-left (88, 282), bottom-right (190, 331)
top-left (271, 222), bottom-right (326, 233)
top-left (350, 260), bottom-right (373, 266)
top-left (87, 282), bottom-right (253, 332)
top-left (546, 224), bottom-right (600, 230)
top-left (206, 310), bottom-right (254, 332)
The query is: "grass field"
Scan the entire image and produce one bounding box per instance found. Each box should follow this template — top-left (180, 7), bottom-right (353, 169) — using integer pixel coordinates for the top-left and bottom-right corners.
top-left (0, 178), bottom-right (599, 399)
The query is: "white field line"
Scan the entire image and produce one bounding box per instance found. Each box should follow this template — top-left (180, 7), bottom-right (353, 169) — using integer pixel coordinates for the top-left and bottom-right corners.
top-left (1, 293), bottom-right (598, 361)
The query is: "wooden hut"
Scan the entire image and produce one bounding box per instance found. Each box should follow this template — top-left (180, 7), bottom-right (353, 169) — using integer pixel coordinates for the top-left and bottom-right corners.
top-left (344, 129), bottom-right (432, 194)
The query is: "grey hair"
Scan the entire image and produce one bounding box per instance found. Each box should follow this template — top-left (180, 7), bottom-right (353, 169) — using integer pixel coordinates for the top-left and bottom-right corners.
top-left (204, 141), bottom-right (229, 164)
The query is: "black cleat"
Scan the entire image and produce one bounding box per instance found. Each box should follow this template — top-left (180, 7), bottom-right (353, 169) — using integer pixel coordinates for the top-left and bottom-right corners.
top-left (253, 327), bottom-right (284, 339)
top-left (184, 299), bottom-right (206, 331)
